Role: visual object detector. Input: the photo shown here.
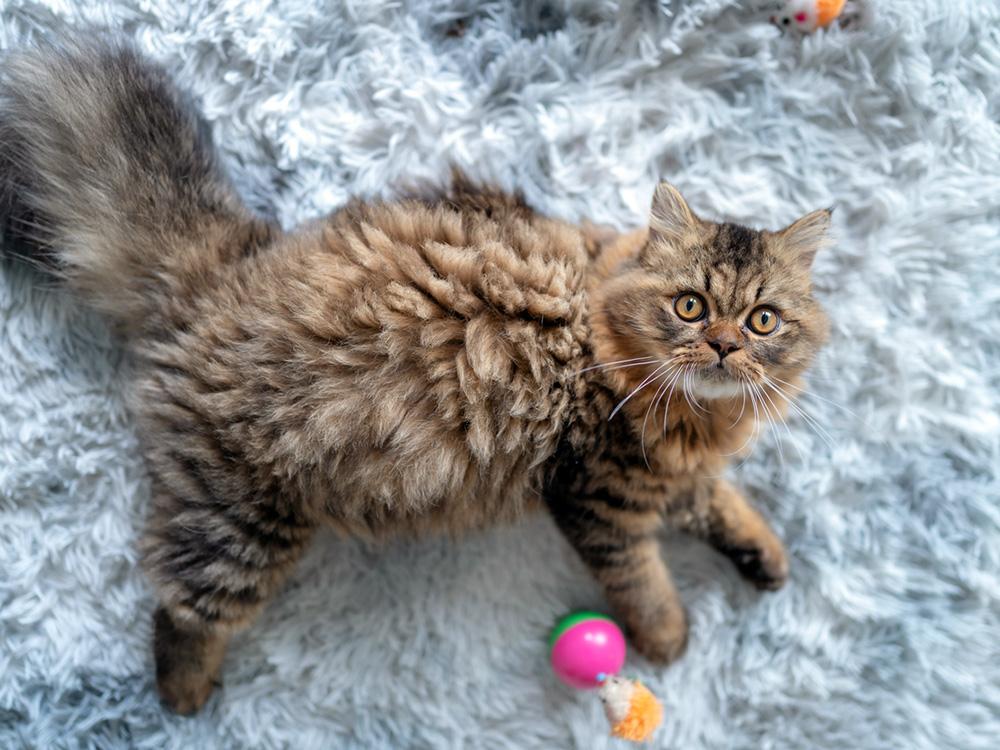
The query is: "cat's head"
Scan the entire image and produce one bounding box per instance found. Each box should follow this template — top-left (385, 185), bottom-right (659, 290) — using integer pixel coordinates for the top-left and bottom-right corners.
top-left (593, 182), bottom-right (830, 401)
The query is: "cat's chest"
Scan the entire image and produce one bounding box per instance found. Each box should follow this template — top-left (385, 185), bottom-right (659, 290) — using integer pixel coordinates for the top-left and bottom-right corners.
top-left (564, 412), bottom-right (744, 499)
top-left (651, 418), bottom-right (738, 476)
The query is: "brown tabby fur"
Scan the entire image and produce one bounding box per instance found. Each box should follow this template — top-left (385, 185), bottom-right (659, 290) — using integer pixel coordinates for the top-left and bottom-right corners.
top-left (0, 40), bottom-right (830, 714)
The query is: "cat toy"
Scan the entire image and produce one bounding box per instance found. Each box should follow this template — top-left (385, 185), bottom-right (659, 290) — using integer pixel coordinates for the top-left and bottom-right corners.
top-left (549, 612), bottom-right (664, 743)
top-left (769, 0), bottom-right (847, 32)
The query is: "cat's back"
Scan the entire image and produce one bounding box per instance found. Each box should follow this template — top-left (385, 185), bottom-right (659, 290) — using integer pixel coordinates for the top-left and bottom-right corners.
top-left (183, 191), bottom-right (592, 532)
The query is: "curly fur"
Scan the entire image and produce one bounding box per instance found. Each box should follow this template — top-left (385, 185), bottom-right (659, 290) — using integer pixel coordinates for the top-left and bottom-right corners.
top-left (3, 1), bottom-right (1000, 747)
top-left (0, 37), bottom-right (835, 715)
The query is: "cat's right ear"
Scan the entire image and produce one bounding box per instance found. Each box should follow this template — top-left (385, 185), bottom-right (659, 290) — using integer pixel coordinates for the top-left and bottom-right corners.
top-left (773, 208), bottom-right (833, 271)
top-left (649, 182), bottom-right (701, 247)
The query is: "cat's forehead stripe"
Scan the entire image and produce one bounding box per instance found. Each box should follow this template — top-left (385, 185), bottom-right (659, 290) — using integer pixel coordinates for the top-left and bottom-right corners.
top-left (704, 260), bottom-right (767, 315)
top-left (715, 223), bottom-right (760, 270)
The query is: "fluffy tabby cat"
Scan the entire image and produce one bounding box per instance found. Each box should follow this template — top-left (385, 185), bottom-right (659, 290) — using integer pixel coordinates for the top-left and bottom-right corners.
top-left (0, 40), bottom-right (830, 714)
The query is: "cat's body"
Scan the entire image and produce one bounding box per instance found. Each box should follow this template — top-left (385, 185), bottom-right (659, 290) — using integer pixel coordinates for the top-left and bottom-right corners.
top-left (135, 193), bottom-right (586, 539)
top-left (1, 40), bottom-right (830, 715)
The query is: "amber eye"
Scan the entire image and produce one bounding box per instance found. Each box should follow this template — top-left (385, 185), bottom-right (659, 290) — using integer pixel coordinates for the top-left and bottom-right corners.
top-left (674, 293), bottom-right (706, 322)
top-left (748, 306), bottom-right (781, 335)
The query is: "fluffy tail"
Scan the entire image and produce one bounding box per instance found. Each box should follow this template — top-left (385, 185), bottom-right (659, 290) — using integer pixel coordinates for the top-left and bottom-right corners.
top-left (0, 38), bottom-right (274, 326)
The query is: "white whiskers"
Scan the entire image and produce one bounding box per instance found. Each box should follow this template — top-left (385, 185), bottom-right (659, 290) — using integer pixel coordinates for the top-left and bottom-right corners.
top-left (575, 356), bottom-right (658, 376)
top-left (608, 359), bottom-right (677, 421)
top-left (768, 374), bottom-right (864, 424)
top-left (763, 376), bottom-right (838, 449)
top-left (584, 354), bottom-right (839, 474)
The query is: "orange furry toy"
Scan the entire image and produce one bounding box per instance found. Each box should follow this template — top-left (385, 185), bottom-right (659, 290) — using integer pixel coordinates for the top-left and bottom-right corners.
top-left (598, 677), bottom-right (664, 743)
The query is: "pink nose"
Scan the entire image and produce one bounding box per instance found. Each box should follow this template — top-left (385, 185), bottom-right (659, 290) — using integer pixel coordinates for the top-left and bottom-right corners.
top-left (795, 12), bottom-right (808, 22)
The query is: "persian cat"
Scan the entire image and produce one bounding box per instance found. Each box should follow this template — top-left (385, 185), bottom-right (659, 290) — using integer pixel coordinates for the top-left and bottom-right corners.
top-left (0, 40), bottom-right (830, 713)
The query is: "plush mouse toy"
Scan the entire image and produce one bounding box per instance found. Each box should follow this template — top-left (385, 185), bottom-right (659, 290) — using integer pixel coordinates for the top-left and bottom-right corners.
top-left (770, 0), bottom-right (847, 32)
top-left (599, 676), bottom-right (665, 743)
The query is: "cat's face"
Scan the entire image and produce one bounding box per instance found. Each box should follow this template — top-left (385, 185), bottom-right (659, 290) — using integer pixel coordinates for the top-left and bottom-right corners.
top-left (596, 183), bottom-right (830, 401)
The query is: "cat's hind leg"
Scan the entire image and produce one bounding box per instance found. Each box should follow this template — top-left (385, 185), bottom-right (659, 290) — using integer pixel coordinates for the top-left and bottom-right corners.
top-left (141, 459), bottom-right (314, 714)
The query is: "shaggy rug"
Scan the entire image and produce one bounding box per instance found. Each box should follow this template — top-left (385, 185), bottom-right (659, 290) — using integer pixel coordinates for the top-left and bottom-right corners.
top-left (1, 0), bottom-right (998, 747)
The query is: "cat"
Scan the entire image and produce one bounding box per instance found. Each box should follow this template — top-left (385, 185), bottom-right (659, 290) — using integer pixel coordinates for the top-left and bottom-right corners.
top-left (0, 39), bottom-right (830, 714)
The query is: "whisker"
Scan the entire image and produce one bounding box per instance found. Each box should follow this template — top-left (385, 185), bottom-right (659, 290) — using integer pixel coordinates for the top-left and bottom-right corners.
top-left (766, 377), bottom-right (837, 441)
top-left (660, 367), bottom-right (685, 435)
top-left (750, 383), bottom-right (785, 470)
top-left (753, 381), bottom-right (792, 470)
top-left (764, 377), bottom-right (837, 449)
top-left (768, 374), bottom-right (865, 422)
top-left (575, 356), bottom-right (658, 375)
top-left (729, 381), bottom-right (748, 428)
top-left (680, 367), bottom-right (707, 416)
top-left (686, 368), bottom-right (708, 415)
top-left (646, 366), bottom-right (681, 434)
top-left (640, 365), bottom-right (681, 469)
top-left (608, 360), bottom-right (674, 421)
top-left (723, 378), bottom-right (762, 458)
top-left (758, 382), bottom-right (807, 464)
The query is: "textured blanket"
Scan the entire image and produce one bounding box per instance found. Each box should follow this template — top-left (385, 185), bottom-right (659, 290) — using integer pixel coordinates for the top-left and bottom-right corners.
top-left (1, 0), bottom-right (998, 747)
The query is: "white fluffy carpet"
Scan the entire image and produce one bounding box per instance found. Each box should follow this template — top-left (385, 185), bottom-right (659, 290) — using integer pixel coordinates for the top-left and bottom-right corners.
top-left (2, 0), bottom-right (999, 747)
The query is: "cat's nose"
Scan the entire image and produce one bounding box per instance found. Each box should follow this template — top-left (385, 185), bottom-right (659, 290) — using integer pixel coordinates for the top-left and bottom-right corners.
top-left (708, 340), bottom-right (740, 358)
top-left (706, 328), bottom-right (742, 359)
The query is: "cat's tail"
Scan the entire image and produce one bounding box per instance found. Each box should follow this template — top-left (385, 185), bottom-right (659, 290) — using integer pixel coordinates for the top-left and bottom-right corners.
top-left (0, 38), bottom-right (275, 327)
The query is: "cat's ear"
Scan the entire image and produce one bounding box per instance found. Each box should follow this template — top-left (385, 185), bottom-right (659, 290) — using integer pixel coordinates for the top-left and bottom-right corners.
top-left (649, 182), bottom-right (702, 246)
top-left (773, 208), bottom-right (833, 270)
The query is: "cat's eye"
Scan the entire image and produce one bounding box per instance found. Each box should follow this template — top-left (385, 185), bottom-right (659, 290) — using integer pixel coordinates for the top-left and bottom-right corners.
top-left (674, 293), bottom-right (706, 322)
top-left (747, 306), bottom-right (780, 335)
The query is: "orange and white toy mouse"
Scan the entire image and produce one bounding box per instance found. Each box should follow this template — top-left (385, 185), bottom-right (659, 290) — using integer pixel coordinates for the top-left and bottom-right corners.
top-left (770, 0), bottom-right (848, 32)
top-left (598, 676), bottom-right (664, 743)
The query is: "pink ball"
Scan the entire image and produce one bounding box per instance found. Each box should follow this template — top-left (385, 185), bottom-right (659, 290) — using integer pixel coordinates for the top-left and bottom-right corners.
top-left (549, 612), bottom-right (626, 690)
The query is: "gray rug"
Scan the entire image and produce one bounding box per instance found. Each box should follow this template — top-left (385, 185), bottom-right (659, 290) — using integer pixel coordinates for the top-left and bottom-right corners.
top-left (1, 1), bottom-right (998, 747)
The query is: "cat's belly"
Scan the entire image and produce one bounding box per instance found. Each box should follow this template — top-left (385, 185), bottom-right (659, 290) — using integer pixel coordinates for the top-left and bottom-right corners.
top-left (321, 453), bottom-right (550, 536)
top-left (298, 382), bottom-right (563, 534)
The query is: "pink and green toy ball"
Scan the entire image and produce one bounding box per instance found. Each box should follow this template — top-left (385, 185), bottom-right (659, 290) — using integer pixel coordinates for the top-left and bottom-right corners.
top-left (549, 611), bottom-right (627, 690)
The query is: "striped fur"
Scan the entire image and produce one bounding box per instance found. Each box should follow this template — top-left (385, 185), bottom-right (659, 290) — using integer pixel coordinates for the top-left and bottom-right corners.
top-left (0, 40), bottom-right (829, 713)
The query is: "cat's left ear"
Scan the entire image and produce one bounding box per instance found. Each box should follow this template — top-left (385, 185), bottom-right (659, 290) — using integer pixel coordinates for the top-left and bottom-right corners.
top-left (649, 181), bottom-right (703, 246)
top-left (772, 208), bottom-right (833, 270)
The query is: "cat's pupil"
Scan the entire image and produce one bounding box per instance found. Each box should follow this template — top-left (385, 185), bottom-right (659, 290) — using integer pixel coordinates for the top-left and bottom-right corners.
top-left (686, 299), bottom-right (695, 311)
top-left (760, 312), bottom-right (770, 324)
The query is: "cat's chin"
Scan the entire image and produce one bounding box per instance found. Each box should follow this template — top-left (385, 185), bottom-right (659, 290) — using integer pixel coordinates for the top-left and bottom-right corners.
top-left (689, 373), bottom-right (745, 401)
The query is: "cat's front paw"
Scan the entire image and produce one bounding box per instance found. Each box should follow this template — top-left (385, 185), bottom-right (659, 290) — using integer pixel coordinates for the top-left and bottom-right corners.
top-left (628, 607), bottom-right (689, 665)
top-left (727, 538), bottom-right (789, 591)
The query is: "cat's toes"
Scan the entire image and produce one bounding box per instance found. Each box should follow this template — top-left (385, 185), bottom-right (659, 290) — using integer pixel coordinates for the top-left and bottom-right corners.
top-left (157, 668), bottom-right (217, 716)
top-left (628, 608), bottom-right (689, 665)
top-left (727, 540), bottom-right (789, 591)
